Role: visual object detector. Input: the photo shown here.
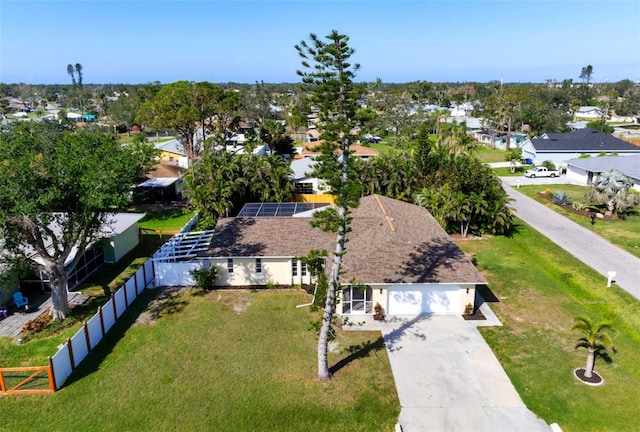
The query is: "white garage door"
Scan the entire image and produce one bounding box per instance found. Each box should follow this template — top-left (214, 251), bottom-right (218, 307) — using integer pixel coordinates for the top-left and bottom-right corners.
top-left (387, 285), bottom-right (460, 315)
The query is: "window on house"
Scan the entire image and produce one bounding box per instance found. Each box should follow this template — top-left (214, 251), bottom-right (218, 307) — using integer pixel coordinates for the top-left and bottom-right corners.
top-left (256, 258), bottom-right (262, 274)
top-left (292, 260), bottom-right (298, 277)
top-left (301, 262), bottom-right (307, 277)
top-left (227, 258), bottom-right (234, 275)
top-left (295, 182), bottom-right (314, 194)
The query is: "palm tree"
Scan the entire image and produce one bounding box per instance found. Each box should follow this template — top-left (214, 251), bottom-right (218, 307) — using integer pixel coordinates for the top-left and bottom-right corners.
top-left (571, 316), bottom-right (615, 379)
top-left (584, 169), bottom-right (640, 217)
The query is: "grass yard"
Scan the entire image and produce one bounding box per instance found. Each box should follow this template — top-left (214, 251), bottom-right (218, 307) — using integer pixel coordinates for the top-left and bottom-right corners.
top-left (476, 146), bottom-right (507, 163)
top-left (0, 289), bottom-right (399, 432)
top-left (137, 208), bottom-right (196, 231)
top-left (367, 142), bottom-right (394, 155)
top-left (492, 166), bottom-right (527, 176)
top-left (457, 223), bottom-right (640, 432)
top-left (516, 184), bottom-right (640, 258)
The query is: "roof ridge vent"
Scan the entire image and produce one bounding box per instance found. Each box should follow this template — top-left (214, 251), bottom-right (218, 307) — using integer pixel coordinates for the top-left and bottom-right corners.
top-left (374, 195), bottom-right (396, 232)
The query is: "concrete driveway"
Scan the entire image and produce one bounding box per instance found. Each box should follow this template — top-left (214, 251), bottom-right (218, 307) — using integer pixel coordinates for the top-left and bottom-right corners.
top-left (378, 314), bottom-right (549, 432)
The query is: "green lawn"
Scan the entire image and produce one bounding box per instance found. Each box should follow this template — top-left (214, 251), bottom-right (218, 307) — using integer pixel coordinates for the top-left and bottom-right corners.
top-left (493, 166), bottom-right (527, 176)
top-left (476, 146), bottom-right (506, 163)
top-left (137, 208), bottom-right (196, 231)
top-left (458, 223), bottom-right (640, 432)
top-left (368, 142), bottom-right (394, 155)
top-left (515, 184), bottom-right (640, 258)
top-left (0, 289), bottom-right (399, 432)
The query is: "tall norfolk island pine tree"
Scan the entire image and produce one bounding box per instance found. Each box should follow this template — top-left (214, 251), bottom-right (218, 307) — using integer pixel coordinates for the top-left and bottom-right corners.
top-left (296, 31), bottom-right (364, 380)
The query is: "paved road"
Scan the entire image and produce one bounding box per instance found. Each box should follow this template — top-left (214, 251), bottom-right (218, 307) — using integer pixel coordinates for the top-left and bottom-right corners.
top-left (378, 315), bottom-right (549, 432)
top-left (501, 178), bottom-right (640, 300)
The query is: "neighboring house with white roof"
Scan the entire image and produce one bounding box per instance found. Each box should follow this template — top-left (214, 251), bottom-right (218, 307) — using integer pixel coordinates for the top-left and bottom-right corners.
top-left (448, 116), bottom-right (483, 132)
top-left (290, 157), bottom-right (328, 195)
top-left (449, 102), bottom-right (474, 117)
top-left (566, 155), bottom-right (640, 191)
top-left (17, 213), bottom-right (145, 295)
top-left (214, 143), bottom-right (270, 156)
top-left (520, 128), bottom-right (640, 168)
top-left (574, 106), bottom-right (603, 118)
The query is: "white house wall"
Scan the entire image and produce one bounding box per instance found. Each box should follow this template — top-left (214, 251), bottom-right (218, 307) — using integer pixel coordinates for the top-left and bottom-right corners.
top-left (211, 257), bottom-right (312, 287)
top-left (566, 166), bottom-right (589, 185)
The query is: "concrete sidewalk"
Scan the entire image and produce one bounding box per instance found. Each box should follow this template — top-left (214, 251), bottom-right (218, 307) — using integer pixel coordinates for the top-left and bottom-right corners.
top-left (502, 181), bottom-right (640, 300)
top-left (379, 315), bottom-right (549, 432)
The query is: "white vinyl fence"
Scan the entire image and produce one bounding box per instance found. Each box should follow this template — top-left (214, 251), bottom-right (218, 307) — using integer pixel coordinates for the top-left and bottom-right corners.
top-left (50, 259), bottom-right (155, 389)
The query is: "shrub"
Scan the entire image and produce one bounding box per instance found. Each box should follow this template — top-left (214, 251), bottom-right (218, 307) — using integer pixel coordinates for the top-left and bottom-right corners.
top-left (266, 279), bottom-right (278, 289)
top-left (189, 267), bottom-right (218, 291)
top-left (542, 160), bottom-right (556, 170)
top-left (553, 191), bottom-right (572, 205)
top-left (572, 201), bottom-right (586, 211)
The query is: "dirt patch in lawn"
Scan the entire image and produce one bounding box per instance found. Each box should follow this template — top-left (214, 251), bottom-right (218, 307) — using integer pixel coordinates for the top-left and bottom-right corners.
top-left (210, 291), bottom-right (253, 315)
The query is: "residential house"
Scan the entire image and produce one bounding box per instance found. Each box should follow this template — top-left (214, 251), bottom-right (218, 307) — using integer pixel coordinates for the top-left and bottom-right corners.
top-left (134, 162), bottom-right (186, 204)
top-left (215, 143), bottom-right (270, 156)
top-left (475, 130), bottom-right (527, 149)
top-left (182, 195), bottom-right (484, 316)
top-left (567, 120), bottom-right (589, 130)
top-left (19, 213), bottom-right (145, 295)
top-left (290, 157), bottom-right (327, 195)
top-left (520, 128), bottom-right (640, 168)
top-left (447, 116), bottom-right (483, 132)
top-left (154, 139), bottom-right (188, 167)
top-left (574, 106), bottom-right (603, 119)
top-left (566, 155), bottom-right (640, 191)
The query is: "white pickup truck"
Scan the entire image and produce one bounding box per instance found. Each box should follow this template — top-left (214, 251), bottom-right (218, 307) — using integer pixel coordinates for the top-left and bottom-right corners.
top-left (524, 166), bottom-right (560, 178)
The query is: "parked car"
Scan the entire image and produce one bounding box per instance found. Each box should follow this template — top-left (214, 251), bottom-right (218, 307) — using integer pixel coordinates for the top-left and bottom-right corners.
top-left (361, 134), bottom-right (381, 143)
top-left (524, 166), bottom-right (560, 178)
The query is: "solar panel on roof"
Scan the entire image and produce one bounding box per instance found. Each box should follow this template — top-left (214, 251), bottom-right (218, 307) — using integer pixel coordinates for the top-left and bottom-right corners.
top-left (237, 202), bottom-right (331, 217)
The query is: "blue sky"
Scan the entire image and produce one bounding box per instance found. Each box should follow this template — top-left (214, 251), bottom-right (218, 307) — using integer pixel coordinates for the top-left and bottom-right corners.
top-left (1, 0), bottom-right (639, 84)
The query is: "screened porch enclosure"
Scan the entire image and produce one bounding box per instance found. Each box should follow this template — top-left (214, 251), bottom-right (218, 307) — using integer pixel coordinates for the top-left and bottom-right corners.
top-left (342, 285), bottom-right (373, 314)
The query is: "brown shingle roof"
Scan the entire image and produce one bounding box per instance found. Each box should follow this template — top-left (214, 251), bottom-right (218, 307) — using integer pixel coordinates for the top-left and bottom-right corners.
top-left (202, 195), bottom-right (485, 285)
top-left (301, 143), bottom-right (379, 156)
top-left (145, 162), bottom-right (186, 179)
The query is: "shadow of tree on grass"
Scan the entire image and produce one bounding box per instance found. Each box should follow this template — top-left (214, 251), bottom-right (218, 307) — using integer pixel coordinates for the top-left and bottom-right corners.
top-left (61, 287), bottom-right (187, 389)
top-left (330, 337), bottom-right (386, 376)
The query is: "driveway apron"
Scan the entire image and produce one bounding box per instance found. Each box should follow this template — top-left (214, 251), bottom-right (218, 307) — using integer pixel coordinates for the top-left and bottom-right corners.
top-left (380, 315), bottom-right (549, 431)
top-left (502, 181), bottom-right (640, 300)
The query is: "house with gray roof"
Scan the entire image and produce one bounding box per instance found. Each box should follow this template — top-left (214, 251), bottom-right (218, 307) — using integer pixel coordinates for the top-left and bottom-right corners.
top-left (566, 155), bottom-right (640, 191)
top-left (575, 106), bottom-right (603, 119)
top-left (520, 128), bottom-right (640, 168)
top-left (196, 195), bottom-right (485, 316)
